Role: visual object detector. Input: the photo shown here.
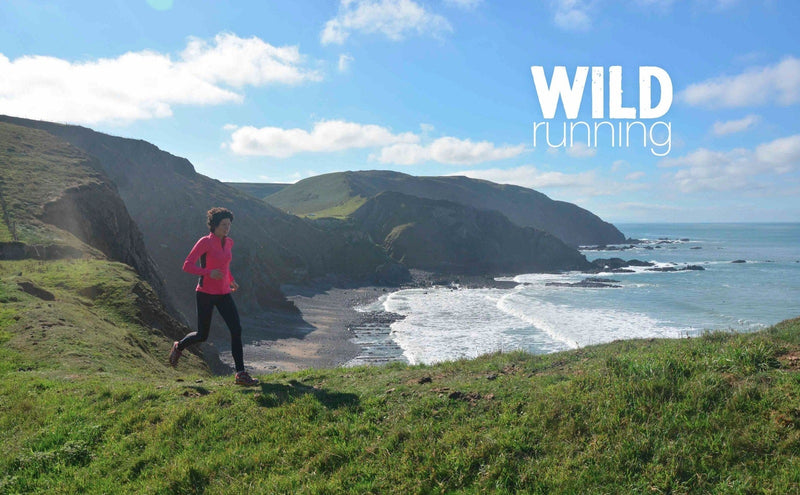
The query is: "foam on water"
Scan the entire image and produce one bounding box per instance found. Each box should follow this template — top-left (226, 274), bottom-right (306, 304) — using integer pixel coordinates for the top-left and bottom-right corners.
top-left (382, 287), bottom-right (563, 365)
top-left (496, 290), bottom-right (689, 349)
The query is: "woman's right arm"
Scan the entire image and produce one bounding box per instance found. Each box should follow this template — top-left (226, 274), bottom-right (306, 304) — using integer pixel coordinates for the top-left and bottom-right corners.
top-left (182, 237), bottom-right (211, 276)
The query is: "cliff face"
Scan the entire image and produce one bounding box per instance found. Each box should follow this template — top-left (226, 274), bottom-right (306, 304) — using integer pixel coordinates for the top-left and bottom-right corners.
top-left (0, 120), bottom-right (183, 323)
top-left (39, 180), bottom-right (179, 318)
top-left (350, 191), bottom-right (590, 275)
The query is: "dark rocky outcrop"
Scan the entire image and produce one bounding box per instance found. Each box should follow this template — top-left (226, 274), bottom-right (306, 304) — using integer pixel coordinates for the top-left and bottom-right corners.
top-left (349, 191), bottom-right (590, 275)
top-left (0, 242), bottom-right (83, 260)
top-left (589, 258), bottom-right (654, 272)
top-left (39, 180), bottom-right (178, 315)
top-left (546, 277), bottom-right (622, 288)
top-left (646, 265), bottom-right (705, 272)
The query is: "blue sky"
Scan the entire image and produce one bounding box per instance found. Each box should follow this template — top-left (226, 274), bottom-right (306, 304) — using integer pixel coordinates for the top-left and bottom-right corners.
top-left (1, 0), bottom-right (798, 223)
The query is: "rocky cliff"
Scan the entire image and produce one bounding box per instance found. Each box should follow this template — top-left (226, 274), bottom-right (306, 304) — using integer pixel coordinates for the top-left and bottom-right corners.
top-left (349, 191), bottom-right (590, 274)
top-left (0, 120), bottom-right (184, 328)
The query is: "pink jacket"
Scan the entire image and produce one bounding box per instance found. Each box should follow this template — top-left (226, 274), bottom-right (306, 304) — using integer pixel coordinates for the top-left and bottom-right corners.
top-left (182, 232), bottom-right (237, 294)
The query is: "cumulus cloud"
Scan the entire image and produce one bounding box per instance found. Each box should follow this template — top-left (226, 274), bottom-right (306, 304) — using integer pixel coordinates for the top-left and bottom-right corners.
top-left (565, 142), bottom-right (597, 158)
top-left (227, 118), bottom-right (525, 165)
top-left (447, 165), bottom-right (645, 197)
top-left (681, 56), bottom-right (800, 108)
top-left (321, 0), bottom-right (452, 45)
top-left (659, 134), bottom-right (800, 192)
top-left (451, 165), bottom-right (596, 189)
top-left (711, 115), bottom-right (761, 136)
top-left (552, 0), bottom-right (593, 31)
top-left (625, 171), bottom-right (646, 180)
top-left (611, 160), bottom-right (629, 172)
top-left (228, 120), bottom-right (419, 157)
top-left (0, 33), bottom-right (321, 125)
top-left (338, 53), bottom-right (354, 72)
top-left (376, 137), bottom-right (525, 165)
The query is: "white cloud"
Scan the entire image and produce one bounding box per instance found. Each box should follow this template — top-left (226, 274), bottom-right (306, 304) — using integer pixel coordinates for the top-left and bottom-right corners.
top-left (443, 0), bottom-right (482, 9)
top-left (223, 123), bottom-right (239, 131)
top-left (376, 137), bottom-right (525, 165)
top-left (552, 0), bottom-right (592, 31)
top-left (0, 33), bottom-right (321, 125)
top-left (451, 165), bottom-right (596, 189)
top-left (625, 171), bottom-right (646, 180)
top-left (612, 202), bottom-right (683, 212)
top-left (681, 56), bottom-right (800, 108)
top-left (338, 53), bottom-right (354, 72)
top-left (711, 114), bottom-right (760, 136)
top-left (321, 0), bottom-right (452, 45)
top-left (420, 123), bottom-right (435, 133)
top-left (180, 33), bottom-right (320, 87)
top-left (228, 120), bottom-right (419, 157)
top-left (659, 134), bottom-right (800, 192)
top-left (755, 134), bottom-right (800, 169)
top-left (611, 160), bottom-right (628, 172)
top-left (565, 142), bottom-right (597, 158)
top-left (633, 0), bottom-right (677, 6)
top-left (448, 165), bottom-right (645, 197)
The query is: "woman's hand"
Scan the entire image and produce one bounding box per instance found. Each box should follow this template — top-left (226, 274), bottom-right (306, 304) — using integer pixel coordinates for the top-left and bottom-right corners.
top-left (230, 281), bottom-right (240, 292)
top-left (210, 269), bottom-right (223, 280)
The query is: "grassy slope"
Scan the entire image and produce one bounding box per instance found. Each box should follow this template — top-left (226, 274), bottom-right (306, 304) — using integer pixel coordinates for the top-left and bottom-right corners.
top-left (2, 257), bottom-right (799, 494)
top-left (224, 182), bottom-right (289, 201)
top-left (0, 122), bottom-right (104, 247)
top-left (265, 172), bottom-right (368, 218)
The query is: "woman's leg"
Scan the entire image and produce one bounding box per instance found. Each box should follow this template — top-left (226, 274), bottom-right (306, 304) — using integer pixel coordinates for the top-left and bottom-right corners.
top-left (216, 293), bottom-right (245, 373)
top-left (178, 291), bottom-right (215, 350)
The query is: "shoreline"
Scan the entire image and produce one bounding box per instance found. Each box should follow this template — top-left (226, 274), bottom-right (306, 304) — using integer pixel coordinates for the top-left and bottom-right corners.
top-left (211, 270), bottom-right (518, 374)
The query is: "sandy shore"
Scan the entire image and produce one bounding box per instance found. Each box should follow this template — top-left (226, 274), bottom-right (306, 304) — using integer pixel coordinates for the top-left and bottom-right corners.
top-left (206, 284), bottom-right (398, 374)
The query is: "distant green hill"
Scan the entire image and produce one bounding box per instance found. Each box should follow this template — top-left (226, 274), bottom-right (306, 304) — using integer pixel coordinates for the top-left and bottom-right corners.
top-left (260, 170), bottom-right (626, 247)
top-left (225, 182), bottom-right (288, 200)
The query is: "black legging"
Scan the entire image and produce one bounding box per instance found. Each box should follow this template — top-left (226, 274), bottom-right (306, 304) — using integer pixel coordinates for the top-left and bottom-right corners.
top-left (178, 291), bottom-right (244, 372)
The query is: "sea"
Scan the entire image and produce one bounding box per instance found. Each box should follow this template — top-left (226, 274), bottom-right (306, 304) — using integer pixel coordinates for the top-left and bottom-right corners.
top-left (351, 223), bottom-right (800, 366)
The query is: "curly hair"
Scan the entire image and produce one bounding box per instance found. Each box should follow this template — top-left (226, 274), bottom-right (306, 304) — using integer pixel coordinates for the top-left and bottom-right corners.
top-left (207, 207), bottom-right (234, 232)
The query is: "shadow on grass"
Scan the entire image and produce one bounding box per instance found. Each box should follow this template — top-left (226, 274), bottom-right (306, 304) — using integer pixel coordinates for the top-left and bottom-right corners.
top-left (246, 379), bottom-right (359, 409)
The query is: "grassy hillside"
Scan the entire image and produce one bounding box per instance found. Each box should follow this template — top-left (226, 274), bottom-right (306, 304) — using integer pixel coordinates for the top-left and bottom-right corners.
top-left (265, 171), bottom-right (368, 218)
top-left (225, 182), bottom-right (289, 200)
top-left (2, 256), bottom-right (799, 494)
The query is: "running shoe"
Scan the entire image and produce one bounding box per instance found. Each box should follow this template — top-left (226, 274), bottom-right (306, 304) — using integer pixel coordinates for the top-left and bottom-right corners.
top-left (169, 341), bottom-right (182, 367)
top-left (235, 371), bottom-right (259, 386)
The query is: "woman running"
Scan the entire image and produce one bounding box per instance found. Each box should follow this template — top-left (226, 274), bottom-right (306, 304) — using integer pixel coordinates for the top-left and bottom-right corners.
top-left (169, 207), bottom-right (259, 386)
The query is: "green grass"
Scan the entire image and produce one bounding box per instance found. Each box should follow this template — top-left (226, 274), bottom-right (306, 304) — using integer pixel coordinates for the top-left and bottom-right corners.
top-left (302, 195), bottom-right (368, 219)
top-left (0, 122), bottom-right (104, 247)
top-left (2, 257), bottom-right (800, 493)
top-left (265, 172), bottom-right (357, 217)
